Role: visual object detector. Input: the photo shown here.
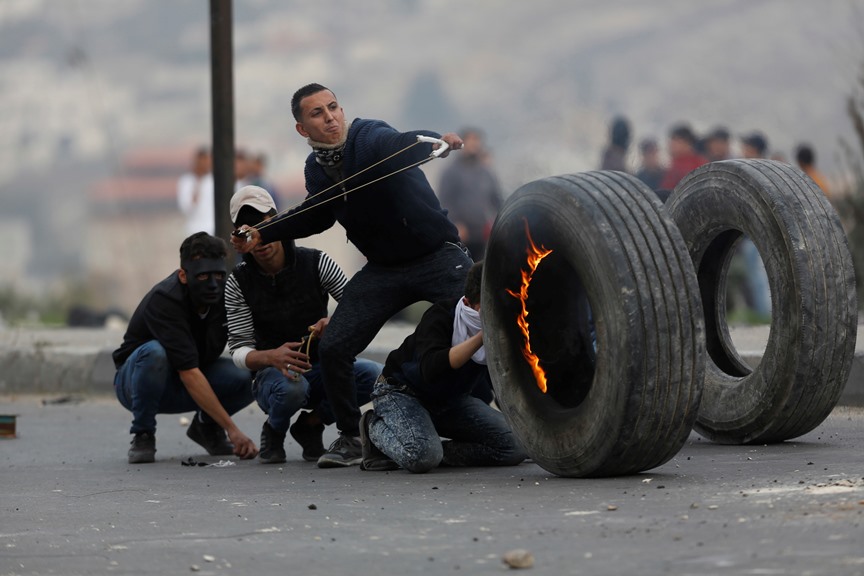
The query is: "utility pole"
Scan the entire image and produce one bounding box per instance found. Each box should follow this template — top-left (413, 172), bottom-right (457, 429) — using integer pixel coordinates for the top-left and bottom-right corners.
top-left (209, 0), bottom-right (235, 248)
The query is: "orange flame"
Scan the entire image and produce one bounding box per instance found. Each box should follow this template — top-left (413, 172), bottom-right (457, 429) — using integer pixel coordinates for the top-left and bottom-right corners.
top-left (505, 219), bottom-right (553, 393)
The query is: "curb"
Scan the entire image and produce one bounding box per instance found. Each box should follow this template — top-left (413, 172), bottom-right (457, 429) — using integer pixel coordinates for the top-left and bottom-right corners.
top-left (0, 328), bottom-right (862, 407)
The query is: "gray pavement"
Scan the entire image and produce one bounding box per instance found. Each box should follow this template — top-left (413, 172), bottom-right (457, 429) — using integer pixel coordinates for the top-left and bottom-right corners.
top-left (2, 323), bottom-right (864, 575)
top-left (1, 395), bottom-right (862, 576)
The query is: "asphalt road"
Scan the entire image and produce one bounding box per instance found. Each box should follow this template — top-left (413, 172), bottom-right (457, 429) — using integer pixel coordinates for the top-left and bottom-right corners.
top-left (1, 395), bottom-right (862, 576)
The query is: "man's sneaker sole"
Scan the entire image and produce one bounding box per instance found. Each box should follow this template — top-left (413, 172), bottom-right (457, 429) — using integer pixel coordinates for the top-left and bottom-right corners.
top-left (128, 451), bottom-right (155, 464)
top-left (259, 452), bottom-right (287, 464)
top-left (316, 453), bottom-right (363, 468)
top-left (316, 433), bottom-right (363, 468)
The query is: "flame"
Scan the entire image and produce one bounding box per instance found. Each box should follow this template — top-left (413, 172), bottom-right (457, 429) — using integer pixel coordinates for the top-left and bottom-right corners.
top-left (505, 219), bottom-right (553, 393)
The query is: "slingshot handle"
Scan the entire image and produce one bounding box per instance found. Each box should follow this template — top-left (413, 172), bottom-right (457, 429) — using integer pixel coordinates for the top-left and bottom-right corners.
top-left (416, 135), bottom-right (450, 158)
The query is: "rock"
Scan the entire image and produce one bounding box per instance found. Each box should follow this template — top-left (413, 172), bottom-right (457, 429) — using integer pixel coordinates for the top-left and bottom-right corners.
top-left (502, 549), bottom-right (535, 569)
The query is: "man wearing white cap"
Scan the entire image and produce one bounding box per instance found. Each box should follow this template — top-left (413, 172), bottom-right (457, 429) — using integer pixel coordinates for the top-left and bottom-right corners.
top-left (225, 185), bottom-right (381, 464)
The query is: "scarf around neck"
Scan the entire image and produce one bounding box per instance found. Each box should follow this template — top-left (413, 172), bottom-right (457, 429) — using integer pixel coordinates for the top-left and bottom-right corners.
top-left (309, 119), bottom-right (352, 167)
top-left (452, 298), bottom-right (486, 365)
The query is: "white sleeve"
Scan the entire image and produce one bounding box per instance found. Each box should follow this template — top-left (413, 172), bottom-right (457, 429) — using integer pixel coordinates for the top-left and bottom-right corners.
top-left (225, 273), bottom-right (257, 370)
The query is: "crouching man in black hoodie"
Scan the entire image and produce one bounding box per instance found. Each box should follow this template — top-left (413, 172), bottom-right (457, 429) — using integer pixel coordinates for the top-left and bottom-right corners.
top-left (359, 261), bottom-right (526, 473)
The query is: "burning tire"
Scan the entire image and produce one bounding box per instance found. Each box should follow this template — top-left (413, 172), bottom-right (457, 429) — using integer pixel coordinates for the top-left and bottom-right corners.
top-left (483, 171), bottom-right (705, 477)
top-left (665, 159), bottom-right (857, 444)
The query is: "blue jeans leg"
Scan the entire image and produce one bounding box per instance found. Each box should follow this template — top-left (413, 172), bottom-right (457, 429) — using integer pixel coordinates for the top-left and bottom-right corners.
top-left (285, 359), bottom-right (382, 426)
top-left (199, 358), bottom-right (254, 419)
top-left (430, 396), bottom-right (527, 467)
top-left (352, 359), bottom-right (382, 407)
top-left (114, 340), bottom-right (171, 434)
top-left (114, 341), bottom-right (252, 434)
top-left (253, 367), bottom-right (309, 434)
top-left (369, 379), bottom-right (442, 473)
top-left (319, 243), bottom-right (472, 437)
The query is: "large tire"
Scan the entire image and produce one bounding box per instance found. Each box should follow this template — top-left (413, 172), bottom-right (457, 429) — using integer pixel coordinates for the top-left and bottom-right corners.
top-left (483, 171), bottom-right (705, 477)
top-left (665, 159), bottom-right (857, 444)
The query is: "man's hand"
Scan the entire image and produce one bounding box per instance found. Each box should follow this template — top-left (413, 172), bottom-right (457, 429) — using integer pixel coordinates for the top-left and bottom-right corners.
top-left (269, 342), bottom-right (312, 378)
top-left (226, 427), bottom-right (258, 459)
top-left (308, 317), bottom-right (329, 340)
top-left (438, 132), bottom-right (464, 158)
top-left (230, 226), bottom-right (262, 254)
top-left (177, 368), bottom-right (258, 459)
top-left (449, 330), bottom-right (484, 369)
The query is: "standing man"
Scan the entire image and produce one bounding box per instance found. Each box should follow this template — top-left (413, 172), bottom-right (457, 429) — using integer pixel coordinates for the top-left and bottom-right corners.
top-left (634, 137), bottom-right (666, 196)
top-left (232, 83), bottom-right (472, 468)
top-left (225, 185), bottom-right (381, 464)
top-left (741, 131), bottom-right (769, 160)
top-left (437, 127), bottom-right (503, 260)
top-left (660, 123), bottom-right (707, 190)
top-left (113, 232), bottom-right (257, 464)
top-left (795, 143), bottom-right (831, 198)
top-left (599, 115), bottom-right (632, 173)
top-left (703, 126), bottom-right (731, 162)
top-left (177, 147), bottom-right (215, 236)
top-left (737, 131), bottom-right (772, 318)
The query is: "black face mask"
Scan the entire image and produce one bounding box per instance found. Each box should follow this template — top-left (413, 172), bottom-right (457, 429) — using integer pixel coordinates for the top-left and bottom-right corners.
top-left (181, 258), bottom-right (227, 307)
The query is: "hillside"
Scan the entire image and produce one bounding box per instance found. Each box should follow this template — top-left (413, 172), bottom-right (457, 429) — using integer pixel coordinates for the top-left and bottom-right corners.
top-left (0, 0), bottom-right (860, 292)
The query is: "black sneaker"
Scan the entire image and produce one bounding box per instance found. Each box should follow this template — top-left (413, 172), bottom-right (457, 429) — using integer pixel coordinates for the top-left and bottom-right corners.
top-left (128, 431), bottom-right (156, 464)
top-left (186, 416), bottom-right (234, 456)
top-left (359, 410), bottom-right (399, 472)
top-left (289, 411), bottom-right (325, 462)
top-left (316, 434), bottom-right (363, 468)
top-left (259, 420), bottom-right (287, 464)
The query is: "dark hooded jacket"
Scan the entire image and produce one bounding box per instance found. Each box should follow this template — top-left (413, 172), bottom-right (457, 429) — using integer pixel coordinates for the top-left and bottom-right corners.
top-left (259, 119), bottom-right (460, 266)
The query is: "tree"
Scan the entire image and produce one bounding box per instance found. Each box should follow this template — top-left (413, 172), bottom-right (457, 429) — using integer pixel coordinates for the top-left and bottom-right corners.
top-left (835, 56), bottom-right (864, 308)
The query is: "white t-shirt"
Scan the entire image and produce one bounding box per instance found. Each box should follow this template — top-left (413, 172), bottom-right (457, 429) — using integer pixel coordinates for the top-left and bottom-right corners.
top-left (177, 172), bottom-right (215, 236)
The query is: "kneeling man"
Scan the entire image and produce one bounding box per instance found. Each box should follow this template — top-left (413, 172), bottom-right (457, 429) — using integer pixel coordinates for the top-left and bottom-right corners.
top-left (360, 261), bottom-right (526, 473)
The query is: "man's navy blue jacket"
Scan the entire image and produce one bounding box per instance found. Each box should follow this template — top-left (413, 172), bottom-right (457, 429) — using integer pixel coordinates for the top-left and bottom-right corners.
top-left (259, 119), bottom-right (460, 266)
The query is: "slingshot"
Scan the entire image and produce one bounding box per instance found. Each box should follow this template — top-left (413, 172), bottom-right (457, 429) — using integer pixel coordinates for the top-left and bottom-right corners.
top-left (233, 135), bottom-right (452, 241)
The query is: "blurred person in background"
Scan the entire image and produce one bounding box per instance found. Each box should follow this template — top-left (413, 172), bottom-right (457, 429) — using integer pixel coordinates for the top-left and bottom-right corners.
top-left (660, 123), bottom-right (707, 190)
top-left (741, 131), bottom-right (769, 160)
top-left (703, 126), bottom-right (731, 162)
top-left (734, 131), bottom-right (772, 320)
top-left (235, 148), bottom-right (251, 191)
top-left (795, 143), bottom-right (830, 198)
top-left (177, 146), bottom-right (215, 236)
top-left (247, 151), bottom-right (280, 207)
top-left (437, 127), bottom-right (503, 260)
top-left (635, 137), bottom-right (666, 195)
top-left (600, 115), bottom-right (631, 172)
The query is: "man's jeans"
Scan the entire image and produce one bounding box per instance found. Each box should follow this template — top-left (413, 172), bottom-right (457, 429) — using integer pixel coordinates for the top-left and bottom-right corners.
top-left (254, 359), bottom-right (382, 433)
top-left (114, 340), bottom-right (253, 434)
top-left (368, 377), bottom-right (527, 473)
top-left (320, 242), bottom-right (473, 437)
